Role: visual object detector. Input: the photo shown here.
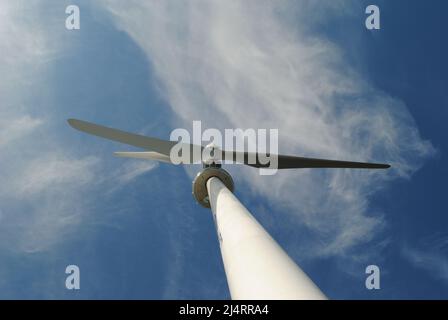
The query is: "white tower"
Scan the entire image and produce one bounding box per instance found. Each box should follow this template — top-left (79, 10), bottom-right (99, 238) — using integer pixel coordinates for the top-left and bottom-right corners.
top-left (193, 167), bottom-right (327, 300)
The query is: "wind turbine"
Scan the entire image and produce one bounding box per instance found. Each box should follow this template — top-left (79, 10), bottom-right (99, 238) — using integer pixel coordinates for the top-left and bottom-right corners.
top-left (68, 118), bottom-right (390, 300)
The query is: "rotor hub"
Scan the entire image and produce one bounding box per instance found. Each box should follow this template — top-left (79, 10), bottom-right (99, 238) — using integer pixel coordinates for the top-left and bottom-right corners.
top-left (192, 167), bottom-right (234, 208)
top-left (202, 143), bottom-right (222, 167)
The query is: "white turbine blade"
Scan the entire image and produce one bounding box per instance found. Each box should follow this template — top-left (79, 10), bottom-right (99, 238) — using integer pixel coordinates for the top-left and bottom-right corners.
top-left (114, 151), bottom-right (173, 164)
top-left (222, 151), bottom-right (390, 169)
top-left (68, 119), bottom-right (203, 164)
top-left (68, 118), bottom-right (175, 155)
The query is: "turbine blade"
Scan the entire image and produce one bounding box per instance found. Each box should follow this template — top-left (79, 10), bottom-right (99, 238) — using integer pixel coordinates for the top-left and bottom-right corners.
top-left (68, 119), bottom-right (202, 164)
top-left (68, 119), bottom-right (175, 155)
top-left (223, 151), bottom-right (390, 169)
top-left (114, 151), bottom-right (173, 163)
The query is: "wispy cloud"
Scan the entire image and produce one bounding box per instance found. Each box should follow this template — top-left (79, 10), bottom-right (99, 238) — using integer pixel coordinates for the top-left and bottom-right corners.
top-left (114, 160), bottom-right (158, 185)
top-left (101, 0), bottom-right (434, 259)
top-left (9, 155), bottom-right (98, 196)
top-left (0, 1), bottom-right (157, 253)
top-left (403, 248), bottom-right (448, 282)
top-left (0, 154), bottom-right (100, 252)
top-left (402, 234), bottom-right (448, 283)
top-left (0, 115), bottom-right (43, 148)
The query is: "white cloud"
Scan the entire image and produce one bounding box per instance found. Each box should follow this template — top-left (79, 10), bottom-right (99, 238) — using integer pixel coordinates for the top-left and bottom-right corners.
top-left (100, 0), bottom-right (434, 259)
top-left (404, 249), bottom-right (448, 282)
top-left (0, 1), bottom-right (153, 253)
top-left (0, 154), bottom-right (100, 253)
top-left (402, 235), bottom-right (448, 283)
top-left (0, 115), bottom-right (43, 148)
top-left (0, 1), bottom-right (82, 252)
top-left (114, 160), bottom-right (158, 185)
top-left (0, 1), bottom-right (50, 66)
top-left (9, 155), bottom-right (98, 196)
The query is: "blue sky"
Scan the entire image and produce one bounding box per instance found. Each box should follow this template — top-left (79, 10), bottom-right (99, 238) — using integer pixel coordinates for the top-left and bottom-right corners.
top-left (0, 0), bottom-right (447, 299)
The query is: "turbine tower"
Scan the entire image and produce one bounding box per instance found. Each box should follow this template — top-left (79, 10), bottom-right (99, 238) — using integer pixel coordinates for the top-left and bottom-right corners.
top-left (68, 119), bottom-right (390, 300)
